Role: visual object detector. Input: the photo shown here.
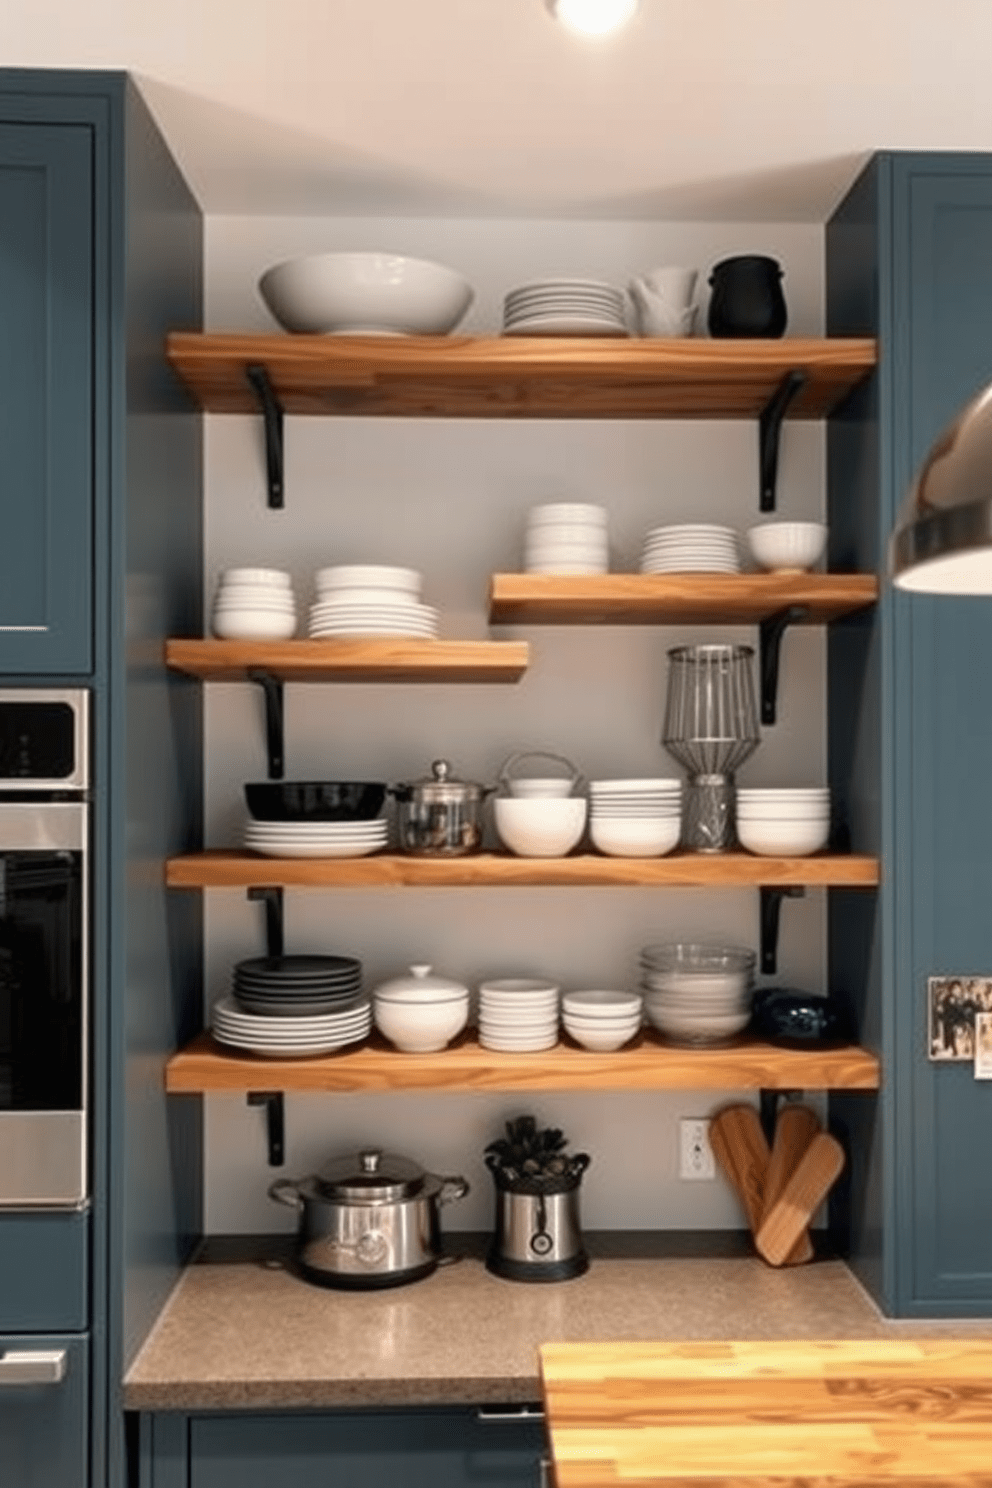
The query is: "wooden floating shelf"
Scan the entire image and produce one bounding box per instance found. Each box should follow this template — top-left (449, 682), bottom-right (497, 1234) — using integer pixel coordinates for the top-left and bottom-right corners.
top-left (164, 637), bottom-right (530, 683)
top-left (165, 1029), bottom-right (880, 1096)
top-left (166, 333), bottom-right (877, 421)
top-left (166, 851), bottom-right (880, 891)
top-left (489, 572), bottom-right (878, 627)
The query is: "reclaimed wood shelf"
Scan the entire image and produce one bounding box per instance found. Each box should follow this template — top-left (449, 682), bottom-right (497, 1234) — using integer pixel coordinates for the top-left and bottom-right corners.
top-left (164, 636), bottom-right (530, 683)
top-left (489, 572), bottom-right (878, 627)
top-left (165, 1029), bottom-right (880, 1095)
top-left (166, 333), bottom-right (877, 421)
top-left (165, 850), bottom-right (880, 890)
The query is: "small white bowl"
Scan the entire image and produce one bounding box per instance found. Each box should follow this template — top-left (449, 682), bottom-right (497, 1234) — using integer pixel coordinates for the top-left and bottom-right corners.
top-left (494, 798), bottom-right (587, 857)
top-left (506, 778), bottom-right (575, 800)
top-left (562, 1022), bottom-right (640, 1053)
top-left (590, 816), bottom-right (681, 857)
top-left (746, 521), bottom-right (828, 573)
top-left (527, 503), bottom-right (608, 527)
top-left (315, 565), bottom-right (422, 593)
top-left (220, 567), bottom-right (292, 588)
top-left (736, 818), bottom-right (830, 856)
top-left (563, 989), bottom-right (643, 1018)
top-left (373, 993), bottom-right (469, 1053)
top-left (212, 609), bottom-right (297, 640)
top-left (259, 252), bottom-right (473, 336)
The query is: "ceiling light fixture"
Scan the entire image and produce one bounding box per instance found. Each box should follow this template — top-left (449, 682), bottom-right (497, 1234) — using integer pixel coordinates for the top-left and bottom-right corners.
top-left (546, 0), bottom-right (640, 37)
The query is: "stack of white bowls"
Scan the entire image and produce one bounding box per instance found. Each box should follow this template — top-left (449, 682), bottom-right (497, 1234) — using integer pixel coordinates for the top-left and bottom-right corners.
top-left (212, 568), bottom-right (297, 640)
top-left (640, 523), bottom-right (741, 574)
top-left (523, 503), bottom-right (609, 574)
top-left (562, 989), bottom-right (643, 1052)
top-left (640, 943), bottom-right (756, 1046)
top-left (308, 565), bottom-right (438, 638)
top-left (588, 778), bottom-right (683, 857)
top-left (735, 787), bottom-right (831, 857)
top-left (477, 978), bottom-right (560, 1052)
top-left (371, 965), bottom-right (470, 1054)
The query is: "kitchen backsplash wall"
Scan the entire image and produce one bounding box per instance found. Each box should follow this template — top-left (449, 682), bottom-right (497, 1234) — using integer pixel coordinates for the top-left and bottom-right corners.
top-left (201, 214), bottom-right (826, 1233)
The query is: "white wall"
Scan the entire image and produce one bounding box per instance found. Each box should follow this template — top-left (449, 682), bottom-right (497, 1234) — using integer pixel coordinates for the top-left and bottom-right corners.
top-left (201, 214), bottom-right (827, 1233)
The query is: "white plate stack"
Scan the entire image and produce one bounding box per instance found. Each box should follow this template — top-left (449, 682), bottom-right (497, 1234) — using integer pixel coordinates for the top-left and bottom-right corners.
top-left (524, 502), bottom-right (609, 574)
top-left (308, 564), bottom-right (438, 638)
top-left (244, 818), bottom-right (388, 858)
top-left (210, 993), bottom-right (372, 1058)
top-left (640, 942), bottom-right (756, 1046)
top-left (561, 989), bottom-right (643, 1052)
top-left (588, 778), bottom-right (683, 857)
top-left (212, 567), bottom-right (297, 639)
top-left (502, 279), bottom-right (629, 338)
top-left (640, 524), bottom-right (741, 574)
top-left (477, 977), bottom-right (560, 1052)
top-left (735, 787), bottom-right (831, 857)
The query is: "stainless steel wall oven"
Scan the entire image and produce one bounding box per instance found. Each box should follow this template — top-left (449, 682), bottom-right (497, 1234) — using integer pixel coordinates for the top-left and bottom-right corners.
top-left (0, 689), bottom-right (88, 1208)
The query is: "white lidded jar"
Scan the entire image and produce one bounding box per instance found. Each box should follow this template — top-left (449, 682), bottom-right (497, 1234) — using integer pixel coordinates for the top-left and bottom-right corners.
top-left (371, 965), bottom-right (470, 1053)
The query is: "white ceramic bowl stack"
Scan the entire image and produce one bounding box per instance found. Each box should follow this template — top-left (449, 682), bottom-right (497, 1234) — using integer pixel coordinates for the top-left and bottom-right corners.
top-left (746, 521), bottom-right (828, 573)
top-left (588, 778), bottom-right (683, 857)
top-left (477, 978), bottom-right (560, 1052)
top-left (561, 989), bottom-right (644, 1052)
top-left (640, 943), bottom-right (756, 1046)
top-left (523, 503), bottom-right (609, 574)
top-left (640, 524), bottom-right (741, 574)
top-left (735, 787), bottom-right (831, 857)
top-left (502, 279), bottom-right (628, 338)
top-left (371, 965), bottom-right (470, 1054)
top-left (308, 564), bottom-right (438, 638)
top-left (212, 568), bottom-right (297, 640)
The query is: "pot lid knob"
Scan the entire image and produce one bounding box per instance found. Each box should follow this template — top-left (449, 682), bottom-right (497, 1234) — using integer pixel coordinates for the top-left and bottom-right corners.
top-left (360, 1149), bottom-right (382, 1174)
top-left (431, 759), bottom-right (451, 782)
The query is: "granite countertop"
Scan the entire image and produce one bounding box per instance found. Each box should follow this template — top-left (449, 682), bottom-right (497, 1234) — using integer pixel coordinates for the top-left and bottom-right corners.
top-left (123, 1233), bottom-right (992, 1413)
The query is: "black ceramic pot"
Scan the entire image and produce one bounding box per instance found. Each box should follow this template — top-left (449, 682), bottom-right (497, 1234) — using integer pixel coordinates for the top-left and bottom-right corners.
top-left (750, 987), bottom-right (852, 1047)
top-left (707, 255), bottom-right (787, 339)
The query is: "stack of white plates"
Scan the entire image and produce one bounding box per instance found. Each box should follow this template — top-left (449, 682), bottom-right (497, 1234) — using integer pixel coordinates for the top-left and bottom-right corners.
top-left (561, 989), bottom-right (643, 1052)
top-left (640, 524), bottom-right (741, 574)
top-left (735, 787), bottom-right (831, 857)
top-left (308, 564), bottom-right (438, 638)
top-left (212, 567), bottom-right (297, 640)
top-left (523, 502), bottom-right (609, 574)
top-left (477, 977), bottom-right (560, 1052)
top-left (502, 279), bottom-right (628, 338)
top-left (210, 993), bottom-right (372, 1057)
top-left (231, 954), bottom-right (363, 1016)
top-left (640, 943), bottom-right (756, 1046)
top-left (244, 818), bottom-right (388, 858)
top-left (588, 778), bottom-right (683, 857)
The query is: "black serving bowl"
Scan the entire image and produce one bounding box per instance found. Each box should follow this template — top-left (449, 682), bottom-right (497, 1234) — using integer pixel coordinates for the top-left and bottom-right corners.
top-left (244, 781), bottom-right (387, 822)
top-left (750, 987), bottom-right (853, 1048)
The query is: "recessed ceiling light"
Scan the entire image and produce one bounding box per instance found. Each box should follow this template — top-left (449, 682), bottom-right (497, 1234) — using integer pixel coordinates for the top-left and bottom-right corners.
top-left (546, 0), bottom-right (640, 37)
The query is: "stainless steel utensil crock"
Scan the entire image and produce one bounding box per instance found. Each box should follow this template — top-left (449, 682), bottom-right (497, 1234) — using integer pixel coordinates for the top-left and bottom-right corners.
top-left (269, 1147), bottom-right (469, 1288)
top-left (391, 759), bottom-right (493, 856)
top-left (485, 1152), bottom-right (590, 1283)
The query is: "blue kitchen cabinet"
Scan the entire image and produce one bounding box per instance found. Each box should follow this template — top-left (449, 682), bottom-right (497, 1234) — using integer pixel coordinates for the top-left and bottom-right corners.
top-left (138, 1408), bottom-right (549, 1488)
top-left (0, 1334), bottom-right (89, 1488)
top-left (0, 120), bottom-right (93, 675)
top-left (827, 153), bottom-right (992, 1314)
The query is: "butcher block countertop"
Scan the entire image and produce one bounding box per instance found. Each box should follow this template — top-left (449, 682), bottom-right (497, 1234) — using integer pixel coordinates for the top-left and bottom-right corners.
top-left (123, 1235), bottom-right (992, 1413)
top-left (540, 1338), bottom-right (992, 1487)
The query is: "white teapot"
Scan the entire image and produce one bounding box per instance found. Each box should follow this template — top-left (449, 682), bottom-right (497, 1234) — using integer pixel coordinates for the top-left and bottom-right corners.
top-left (628, 267), bottom-right (698, 338)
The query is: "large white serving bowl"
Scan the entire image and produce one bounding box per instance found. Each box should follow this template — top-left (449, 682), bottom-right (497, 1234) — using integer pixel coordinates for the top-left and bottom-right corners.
top-left (736, 817), bottom-right (831, 857)
top-left (645, 1004), bottom-right (751, 1044)
top-left (259, 253), bottom-right (474, 335)
top-left (746, 521), bottom-right (828, 572)
top-left (494, 798), bottom-right (587, 857)
top-left (589, 816), bottom-right (681, 857)
top-left (372, 992), bottom-right (469, 1053)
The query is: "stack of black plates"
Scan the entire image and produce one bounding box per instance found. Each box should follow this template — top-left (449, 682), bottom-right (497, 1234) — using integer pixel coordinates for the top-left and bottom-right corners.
top-left (232, 954), bottom-right (363, 1016)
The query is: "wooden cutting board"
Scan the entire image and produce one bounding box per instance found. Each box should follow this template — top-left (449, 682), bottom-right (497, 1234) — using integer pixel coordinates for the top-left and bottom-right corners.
top-left (708, 1104), bottom-right (769, 1235)
top-left (540, 1338), bottom-right (992, 1488)
top-left (755, 1131), bottom-right (845, 1266)
top-left (760, 1103), bottom-right (822, 1265)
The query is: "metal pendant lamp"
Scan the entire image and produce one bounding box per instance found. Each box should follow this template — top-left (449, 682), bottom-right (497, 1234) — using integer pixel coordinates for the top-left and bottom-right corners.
top-left (890, 383), bottom-right (992, 594)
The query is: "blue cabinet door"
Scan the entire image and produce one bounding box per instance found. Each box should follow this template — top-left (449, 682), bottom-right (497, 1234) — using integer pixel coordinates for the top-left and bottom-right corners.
top-left (0, 1333), bottom-right (88, 1488)
top-left (0, 121), bottom-right (92, 675)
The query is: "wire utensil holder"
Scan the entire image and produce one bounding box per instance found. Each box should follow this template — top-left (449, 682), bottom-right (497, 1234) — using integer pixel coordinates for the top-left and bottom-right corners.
top-left (662, 644), bottom-right (760, 851)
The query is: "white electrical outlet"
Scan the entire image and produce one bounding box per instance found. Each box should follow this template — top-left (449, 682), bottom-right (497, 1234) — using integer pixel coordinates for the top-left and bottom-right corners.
top-left (679, 1118), bottom-right (716, 1180)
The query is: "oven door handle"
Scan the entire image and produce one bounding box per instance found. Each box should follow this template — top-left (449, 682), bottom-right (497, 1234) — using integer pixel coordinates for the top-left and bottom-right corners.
top-left (0, 1349), bottom-right (67, 1386)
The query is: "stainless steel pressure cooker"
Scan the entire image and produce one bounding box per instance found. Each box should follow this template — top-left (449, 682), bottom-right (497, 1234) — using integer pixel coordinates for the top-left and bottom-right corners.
top-left (269, 1147), bottom-right (469, 1288)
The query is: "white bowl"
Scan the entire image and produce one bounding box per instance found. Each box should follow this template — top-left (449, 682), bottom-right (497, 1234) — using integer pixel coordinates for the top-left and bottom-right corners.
top-left (506, 778), bottom-right (575, 800)
top-left (736, 818), bottom-right (831, 857)
top-left (372, 993), bottom-right (469, 1053)
top-left (494, 798), bottom-right (587, 857)
top-left (525, 560), bottom-right (609, 575)
top-left (259, 253), bottom-right (474, 335)
top-left (315, 565), bottom-right (422, 593)
top-left (220, 567), bottom-right (292, 588)
top-left (524, 538), bottom-right (609, 560)
top-left (527, 503), bottom-right (608, 527)
top-left (562, 989), bottom-right (643, 1018)
top-left (212, 609), bottom-right (298, 640)
top-left (562, 1022), bottom-right (640, 1053)
top-left (646, 1006), bottom-right (751, 1043)
top-left (746, 521), bottom-right (828, 572)
top-left (478, 977), bottom-right (560, 999)
top-left (589, 816), bottom-right (681, 857)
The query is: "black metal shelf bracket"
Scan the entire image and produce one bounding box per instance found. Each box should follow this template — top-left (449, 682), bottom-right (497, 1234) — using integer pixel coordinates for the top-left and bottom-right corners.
top-left (248, 669), bottom-right (285, 780)
top-left (248, 885), bottom-right (284, 959)
top-left (758, 1087), bottom-right (804, 1144)
top-left (758, 604), bottom-right (809, 725)
top-left (758, 368), bottom-right (807, 512)
top-left (245, 363), bottom-right (285, 510)
top-left (759, 884), bottom-right (805, 975)
top-left (247, 1092), bottom-right (285, 1167)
